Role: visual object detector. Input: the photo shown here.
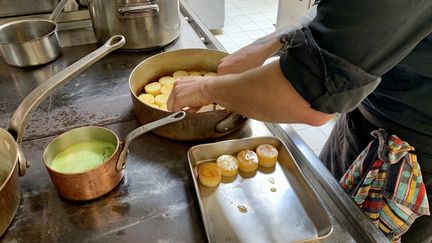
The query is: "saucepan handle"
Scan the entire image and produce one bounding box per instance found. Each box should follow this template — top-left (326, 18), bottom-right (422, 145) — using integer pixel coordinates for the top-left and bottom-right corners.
top-left (116, 111), bottom-right (186, 172)
top-left (9, 35), bottom-right (125, 176)
top-left (49, 0), bottom-right (70, 21)
top-left (215, 112), bottom-right (248, 133)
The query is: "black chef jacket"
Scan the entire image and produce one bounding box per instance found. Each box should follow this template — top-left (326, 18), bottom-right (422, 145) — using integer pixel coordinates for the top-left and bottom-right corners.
top-left (279, 0), bottom-right (432, 153)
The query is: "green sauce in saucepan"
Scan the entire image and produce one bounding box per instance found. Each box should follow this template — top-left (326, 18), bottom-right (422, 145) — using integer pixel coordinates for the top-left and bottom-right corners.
top-left (49, 140), bottom-right (116, 174)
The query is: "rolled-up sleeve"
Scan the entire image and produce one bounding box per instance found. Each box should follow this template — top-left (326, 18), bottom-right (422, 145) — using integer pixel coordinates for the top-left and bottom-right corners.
top-left (278, 0), bottom-right (432, 114)
top-left (280, 28), bottom-right (380, 113)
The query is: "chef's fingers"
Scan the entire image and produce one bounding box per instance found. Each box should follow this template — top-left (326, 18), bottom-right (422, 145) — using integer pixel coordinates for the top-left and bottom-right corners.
top-left (167, 91), bottom-right (177, 112)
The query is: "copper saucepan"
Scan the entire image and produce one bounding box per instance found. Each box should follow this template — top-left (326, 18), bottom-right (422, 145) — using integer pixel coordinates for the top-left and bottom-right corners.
top-left (42, 111), bottom-right (186, 201)
top-left (0, 35), bottom-right (125, 236)
top-left (129, 49), bottom-right (248, 141)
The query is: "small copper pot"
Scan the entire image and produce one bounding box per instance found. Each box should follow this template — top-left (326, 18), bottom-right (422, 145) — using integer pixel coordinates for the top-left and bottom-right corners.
top-left (42, 111), bottom-right (186, 201)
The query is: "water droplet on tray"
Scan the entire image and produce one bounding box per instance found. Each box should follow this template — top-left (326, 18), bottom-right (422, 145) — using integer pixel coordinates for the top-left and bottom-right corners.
top-left (268, 177), bottom-right (275, 184)
top-left (237, 205), bottom-right (248, 213)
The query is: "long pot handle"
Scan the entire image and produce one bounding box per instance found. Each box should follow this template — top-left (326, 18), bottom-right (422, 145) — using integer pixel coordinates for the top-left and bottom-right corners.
top-left (9, 35), bottom-right (125, 176)
top-left (116, 111), bottom-right (186, 172)
top-left (215, 112), bottom-right (248, 133)
top-left (49, 0), bottom-right (70, 21)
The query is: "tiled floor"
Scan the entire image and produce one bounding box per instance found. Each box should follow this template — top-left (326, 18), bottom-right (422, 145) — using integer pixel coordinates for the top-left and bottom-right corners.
top-left (211, 0), bottom-right (337, 156)
top-left (212, 0), bottom-right (278, 53)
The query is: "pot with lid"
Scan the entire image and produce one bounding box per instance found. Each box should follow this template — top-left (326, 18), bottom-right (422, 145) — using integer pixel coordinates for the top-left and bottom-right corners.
top-left (87, 0), bottom-right (180, 50)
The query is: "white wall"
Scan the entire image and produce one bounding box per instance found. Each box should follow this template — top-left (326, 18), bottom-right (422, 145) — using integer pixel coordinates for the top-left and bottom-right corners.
top-left (276, 0), bottom-right (313, 30)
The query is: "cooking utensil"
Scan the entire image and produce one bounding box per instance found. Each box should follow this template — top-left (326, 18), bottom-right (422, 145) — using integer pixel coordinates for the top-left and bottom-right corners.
top-left (0, 0), bottom-right (69, 67)
top-left (87, 0), bottom-right (180, 50)
top-left (0, 0), bottom-right (59, 18)
top-left (43, 111), bottom-right (186, 201)
top-left (129, 48), bottom-right (248, 141)
top-left (0, 35), bottom-right (125, 236)
top-left (188, 136), bottom-right (333, 242)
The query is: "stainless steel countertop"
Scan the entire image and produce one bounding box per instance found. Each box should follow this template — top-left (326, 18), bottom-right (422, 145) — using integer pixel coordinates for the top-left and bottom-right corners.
top-left (0, 2), bottom-right (387, 242)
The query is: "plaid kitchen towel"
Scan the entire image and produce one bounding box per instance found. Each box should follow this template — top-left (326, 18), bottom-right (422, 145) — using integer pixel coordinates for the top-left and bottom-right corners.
top-left (340, 129), bottom-right (430, 242)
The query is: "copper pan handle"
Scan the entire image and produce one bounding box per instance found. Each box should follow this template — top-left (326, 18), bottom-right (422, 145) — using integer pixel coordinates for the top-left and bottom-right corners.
top-left (215, 112), bottom-right (247, 133)
top-left (9, 35), bottom-right (125, 176)
top-left (116, 111), bottom-right (186, 172)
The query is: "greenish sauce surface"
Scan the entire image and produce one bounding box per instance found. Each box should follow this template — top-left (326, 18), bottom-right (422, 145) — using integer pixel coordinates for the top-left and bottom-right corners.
top-left (50, 140), bottom-right (116, 173)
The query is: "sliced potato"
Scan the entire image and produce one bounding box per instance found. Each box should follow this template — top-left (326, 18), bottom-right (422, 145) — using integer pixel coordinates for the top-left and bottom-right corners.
top-left (256, 144), bottom-right (278, 168)
top-left (237, 150), bottom-right (259, 173)
top-left (204, 72), bottom-right (217, 77)
top-left (216, 155), bottom-right (239, 177)
top-left (188, 71), bottom-right (202, 76)
top-left (155, 94), bottom-right (169, 106)
top-left (159, 76), bottom-right (176, 86)
top-left (173, 70), bottom-right (188, 78)
top-left (198, 162), bottom-right (222, 187)
top-left (159, 103), bottom-right (168, 111)
top-left (138, 93), bottom-right (155, 105)
top-left (148, 103), bottom-right (159, 109)
top-left (160, 84), bottom-right (174, 95)
top-left (144, 82), bottom-right (161, 96)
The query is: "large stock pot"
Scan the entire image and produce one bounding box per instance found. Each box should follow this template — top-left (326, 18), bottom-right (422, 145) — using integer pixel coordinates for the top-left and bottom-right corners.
top-left (0, 36), bottom-right (125, 236)
top-left (87, 0), bottom-right (180, 50)
top-left (129, 49), bottom-right (248, 141)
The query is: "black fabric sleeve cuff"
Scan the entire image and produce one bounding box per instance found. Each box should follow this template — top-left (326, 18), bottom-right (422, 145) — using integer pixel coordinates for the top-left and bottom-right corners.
top-left (279, 27), bottom-right (381, 114)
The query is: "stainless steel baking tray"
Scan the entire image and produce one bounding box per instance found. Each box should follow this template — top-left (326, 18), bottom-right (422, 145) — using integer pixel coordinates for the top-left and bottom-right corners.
top-left (187, 136), bottom-right (333, 243)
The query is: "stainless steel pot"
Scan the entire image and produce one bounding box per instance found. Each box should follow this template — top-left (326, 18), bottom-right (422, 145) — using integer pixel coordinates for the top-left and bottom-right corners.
top-left (87, 0), bottom-right (180, 50)
top-left (0, 0), bottom-right (69, 67)
top-left (0, 36), bottom-right (125, 236)
top-left (129, 49), bottom-right (248, 141)
top-left (0, 0), bottom-right (59, 18)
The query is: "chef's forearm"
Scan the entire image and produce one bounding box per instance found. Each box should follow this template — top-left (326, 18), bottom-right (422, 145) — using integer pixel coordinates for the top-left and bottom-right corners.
top-left (206, 60), bottom-right (332, 126)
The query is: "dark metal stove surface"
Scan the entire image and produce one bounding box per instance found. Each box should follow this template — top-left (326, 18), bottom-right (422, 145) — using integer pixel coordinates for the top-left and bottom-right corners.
top-left (0, 12), bottom-right (216, 242)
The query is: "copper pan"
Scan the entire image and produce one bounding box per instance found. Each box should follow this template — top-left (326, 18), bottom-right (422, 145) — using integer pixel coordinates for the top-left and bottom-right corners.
top-left (0, 35), bottom-right (125, 236)
top-left (42, 111), bottom-right (186, 201)
top-left (129, 49), bottom-right (248, 141)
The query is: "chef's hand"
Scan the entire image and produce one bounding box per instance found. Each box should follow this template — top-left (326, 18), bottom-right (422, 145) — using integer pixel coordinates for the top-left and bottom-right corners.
top-left (167, 76), bottom-right (213, 113)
